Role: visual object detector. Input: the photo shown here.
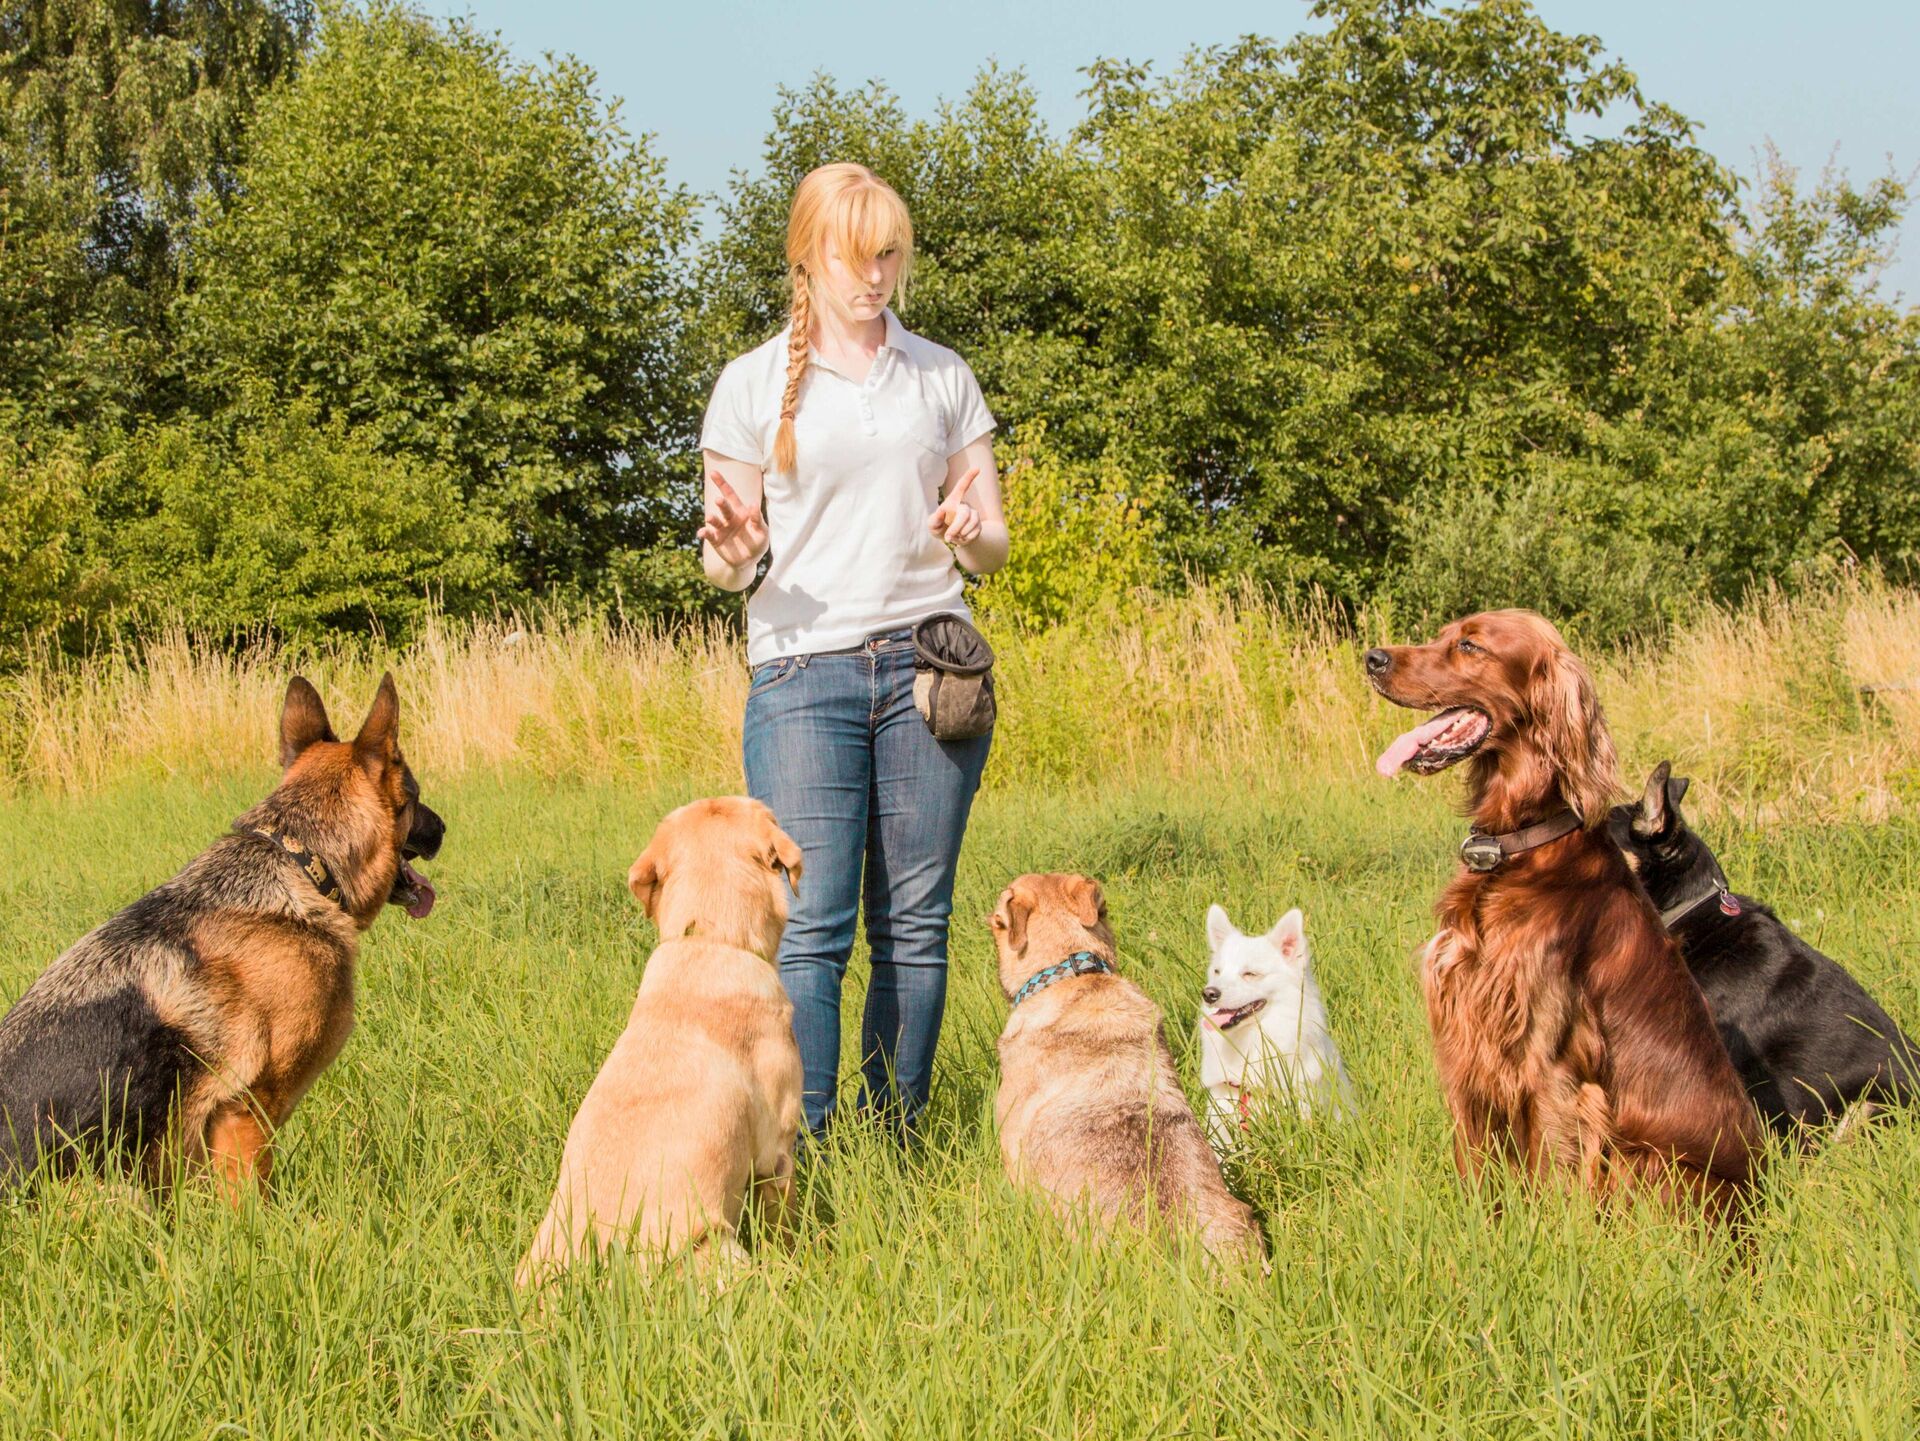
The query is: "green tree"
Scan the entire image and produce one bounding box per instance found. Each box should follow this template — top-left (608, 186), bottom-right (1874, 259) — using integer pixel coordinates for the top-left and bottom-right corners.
top-left (1070, 1), bottom-right (1744, 596)
top-left (0, 120), bottom-right (121, 428)
top-left (0, 0), bottom-right (310, 427)
top-left (180, 2), bottom-right (697, 598)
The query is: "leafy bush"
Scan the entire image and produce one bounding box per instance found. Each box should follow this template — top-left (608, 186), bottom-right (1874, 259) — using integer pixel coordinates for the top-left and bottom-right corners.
top-left (1387, 457), bottom-right (1706, 644)
top-left (0, 425), bottom-right (114, 649)
top-left (103, 405), bottom-right (509, 641)
top-left (971, 426), bottom-right (1167, 630)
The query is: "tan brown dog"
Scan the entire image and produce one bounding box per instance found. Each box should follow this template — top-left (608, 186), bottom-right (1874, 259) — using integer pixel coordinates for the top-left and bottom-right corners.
top-left (988, 873), bottom-right (1264, 1270)
top-left (517, 798), bottom-right (805, 1286)
top-left (0, 674), bottom-right (442, 1197)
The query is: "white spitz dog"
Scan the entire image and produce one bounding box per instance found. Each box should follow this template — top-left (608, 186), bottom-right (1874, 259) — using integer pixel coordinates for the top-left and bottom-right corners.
top-left (1197, 904), bottom-right (1354, 1149)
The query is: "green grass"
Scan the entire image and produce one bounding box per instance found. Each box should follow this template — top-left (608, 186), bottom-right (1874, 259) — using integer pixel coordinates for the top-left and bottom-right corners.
top-left (1, 766), bottom-right (1917, 1438)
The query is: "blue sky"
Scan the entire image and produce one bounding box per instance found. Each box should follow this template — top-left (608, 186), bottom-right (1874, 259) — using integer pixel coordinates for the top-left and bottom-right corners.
top-left (440, 1), bottom-right (1920, 300)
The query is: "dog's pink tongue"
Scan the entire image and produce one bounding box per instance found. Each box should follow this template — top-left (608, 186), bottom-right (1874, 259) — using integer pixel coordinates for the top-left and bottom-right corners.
top-left (402, 863), bottom-right (436, 920)
top-left (1376, 711), bottom-right (1459, 778)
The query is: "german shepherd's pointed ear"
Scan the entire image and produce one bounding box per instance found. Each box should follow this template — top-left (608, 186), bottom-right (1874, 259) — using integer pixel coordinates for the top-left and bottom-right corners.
top-left (990, 879), bottom-right (1035, 956)
top-left (352, 673), bottom-right (401, 772)
top-left (627, 843), bottom-right (664, 920)
top-left (1633, 760), bottom-right (1674, 836)
top-left (280, 676), bottom-right (337, 768)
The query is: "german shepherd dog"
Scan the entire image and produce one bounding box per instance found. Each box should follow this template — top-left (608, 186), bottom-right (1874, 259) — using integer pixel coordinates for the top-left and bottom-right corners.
top-left (1610, 761), bottom-right (1919, 1139)
top-left (0, 675), bottom-right (442, 1196)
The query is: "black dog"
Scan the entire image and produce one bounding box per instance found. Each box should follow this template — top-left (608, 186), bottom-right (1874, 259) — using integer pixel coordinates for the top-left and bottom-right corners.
top-left (1609, 762), bottom-right (1917, 1139)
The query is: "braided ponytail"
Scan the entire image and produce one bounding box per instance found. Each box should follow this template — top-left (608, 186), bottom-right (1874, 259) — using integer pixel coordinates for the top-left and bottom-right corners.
top-left (773, 162), bottom-right (913, 476)
top-left (773, 268), bottom-right (810, 474)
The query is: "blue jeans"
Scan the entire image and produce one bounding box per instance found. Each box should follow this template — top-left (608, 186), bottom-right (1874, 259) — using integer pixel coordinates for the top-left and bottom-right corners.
top-left (742, 629), bottom-right (991, 1141)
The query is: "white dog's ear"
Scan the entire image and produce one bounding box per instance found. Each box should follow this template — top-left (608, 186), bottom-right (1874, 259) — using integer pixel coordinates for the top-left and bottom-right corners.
top-left (1205, 904), bottom-right (1237, 953)
top-left (1268, 907), bottom-right (1305, 960)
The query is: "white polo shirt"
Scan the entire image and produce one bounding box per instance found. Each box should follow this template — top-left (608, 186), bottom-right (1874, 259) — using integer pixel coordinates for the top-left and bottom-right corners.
top-left (701, 309), bottom-right (996, 666)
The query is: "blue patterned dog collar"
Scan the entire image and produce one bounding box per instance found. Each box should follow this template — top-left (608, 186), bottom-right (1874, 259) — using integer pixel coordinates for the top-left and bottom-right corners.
top-left (1010, 951), bottom-right (1113, 1008)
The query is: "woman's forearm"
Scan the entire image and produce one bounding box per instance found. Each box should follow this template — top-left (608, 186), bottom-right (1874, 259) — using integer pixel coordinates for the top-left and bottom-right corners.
top-left (703, 542), bottom-right (764, 591)
top-left (953, 524), bottom-right (1010, 577)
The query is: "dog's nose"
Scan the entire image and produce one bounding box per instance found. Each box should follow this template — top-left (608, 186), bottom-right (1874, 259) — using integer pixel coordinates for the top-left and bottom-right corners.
top-left (1364, 648), bottom-right (1391, 677)
top-left (410, 804), bottom-right (446, 861)
top-left (1202, 986), bottom-right (1221, 1005)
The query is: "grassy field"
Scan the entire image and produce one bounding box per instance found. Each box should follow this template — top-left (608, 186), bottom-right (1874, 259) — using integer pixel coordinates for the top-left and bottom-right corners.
top-left (2, 587), bottom-right (1918, 1437)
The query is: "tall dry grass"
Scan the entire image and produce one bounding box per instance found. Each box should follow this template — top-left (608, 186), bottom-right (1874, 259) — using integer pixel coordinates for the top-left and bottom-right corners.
top-left (4, 578), bottom-right (1918, 815)
top-left (0, 611), bottom-right (748, 796)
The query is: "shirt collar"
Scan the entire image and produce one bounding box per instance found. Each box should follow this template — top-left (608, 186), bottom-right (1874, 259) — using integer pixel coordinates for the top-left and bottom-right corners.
top-left (783, 309), bottom-right (912, 371)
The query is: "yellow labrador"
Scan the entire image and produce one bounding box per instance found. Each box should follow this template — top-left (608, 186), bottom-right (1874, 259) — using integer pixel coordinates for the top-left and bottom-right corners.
top-left (988, 873), bottom-right (1264, 1270)
top-left (517, 797), bottom-right (805, 1286)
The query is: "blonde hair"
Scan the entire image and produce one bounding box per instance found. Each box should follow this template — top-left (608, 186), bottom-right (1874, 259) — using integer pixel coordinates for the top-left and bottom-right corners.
top-left (773, 163), bottom-right (915, 473)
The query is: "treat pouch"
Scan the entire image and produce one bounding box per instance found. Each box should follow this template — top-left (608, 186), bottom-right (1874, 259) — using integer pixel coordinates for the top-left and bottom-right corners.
top-left (911, 613), bottom-right (997, 740)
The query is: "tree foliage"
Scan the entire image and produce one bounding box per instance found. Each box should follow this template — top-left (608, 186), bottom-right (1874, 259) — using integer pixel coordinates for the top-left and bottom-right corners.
top-left (0, 0), bottom-right (310, 428)
top-left (179, 2), bottom-right (698, 599)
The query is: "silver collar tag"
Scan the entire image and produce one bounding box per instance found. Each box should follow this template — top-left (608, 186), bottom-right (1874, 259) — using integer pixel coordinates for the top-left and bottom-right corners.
top-left (1460, 833), bottom-right (1505, 872)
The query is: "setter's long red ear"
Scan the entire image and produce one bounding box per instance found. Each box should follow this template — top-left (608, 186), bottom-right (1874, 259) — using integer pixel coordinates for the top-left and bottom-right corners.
top-left (1537, 642), bottom-right (1618, 826)
top-left (280, 677), bottom-right (336, 768)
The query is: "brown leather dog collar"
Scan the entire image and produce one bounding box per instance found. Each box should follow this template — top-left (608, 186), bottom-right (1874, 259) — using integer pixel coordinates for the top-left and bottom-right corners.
top-left (1459, 809), bottom-right (1580, 872)
top-left (243, 824), bottom-right (352, 913)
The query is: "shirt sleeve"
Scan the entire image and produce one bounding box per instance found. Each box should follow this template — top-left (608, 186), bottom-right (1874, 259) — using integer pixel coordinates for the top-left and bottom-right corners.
top-left (700, 359), bottom-right (765, 466)
top-left (943, 357), bottom-right (996, 456)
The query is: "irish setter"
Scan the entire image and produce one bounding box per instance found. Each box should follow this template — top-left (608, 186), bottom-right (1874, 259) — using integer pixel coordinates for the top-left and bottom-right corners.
top-left (1365, 610), bottom-right (1761, 1222)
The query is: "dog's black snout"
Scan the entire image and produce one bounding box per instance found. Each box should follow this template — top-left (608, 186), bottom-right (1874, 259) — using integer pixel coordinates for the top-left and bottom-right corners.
top-left (1364, 648), bottom-right (1391, 677)
top-left (407, 803), bottom-right (445, 862)
top-left (1202, 986), bottom-right (1221, 1006)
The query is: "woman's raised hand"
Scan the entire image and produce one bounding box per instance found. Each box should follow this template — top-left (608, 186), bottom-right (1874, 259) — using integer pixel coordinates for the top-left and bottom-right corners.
top-left (698, 471), bottom-right (769, 567)
top-left (928, 468), bottom-right (983, 548)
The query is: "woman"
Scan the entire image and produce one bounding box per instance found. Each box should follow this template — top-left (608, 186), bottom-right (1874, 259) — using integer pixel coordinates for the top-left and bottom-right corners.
top-left (697, 162), bottom-right (1008, 1143)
